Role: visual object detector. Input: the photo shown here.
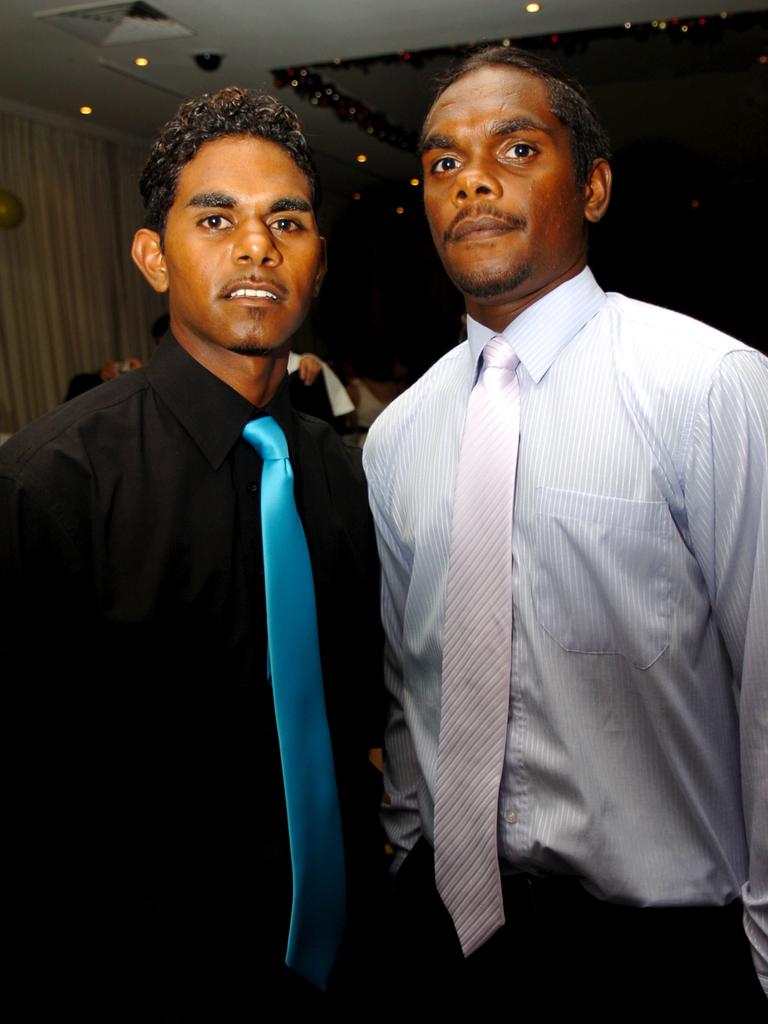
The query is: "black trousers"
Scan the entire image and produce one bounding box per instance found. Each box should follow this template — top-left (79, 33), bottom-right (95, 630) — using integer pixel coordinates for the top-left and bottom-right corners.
top-left (387, 839), bottom-right (766, 1017)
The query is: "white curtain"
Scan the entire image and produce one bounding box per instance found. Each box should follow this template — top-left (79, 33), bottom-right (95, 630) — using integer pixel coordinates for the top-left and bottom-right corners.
top-left (0, 110), bottom-right (166, 433)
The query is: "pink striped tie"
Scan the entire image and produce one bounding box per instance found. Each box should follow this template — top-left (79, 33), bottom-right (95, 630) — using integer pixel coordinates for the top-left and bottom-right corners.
top-left (434, 336), bottom-right (521, 956)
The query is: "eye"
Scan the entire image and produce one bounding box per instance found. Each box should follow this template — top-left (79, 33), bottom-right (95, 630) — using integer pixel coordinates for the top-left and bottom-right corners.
top-left (430, 155), bottom-right (460, 175)
top-left (505, 142), bottom-right (537, 160)
top-left (271, 217), bottom-right (303, 233)
top-left (199, 214), bottom-right (230, 230)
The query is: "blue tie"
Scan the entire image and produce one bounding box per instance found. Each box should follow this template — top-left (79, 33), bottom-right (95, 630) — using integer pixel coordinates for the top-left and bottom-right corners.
top-left (242, 415), bottom-right (346, 990)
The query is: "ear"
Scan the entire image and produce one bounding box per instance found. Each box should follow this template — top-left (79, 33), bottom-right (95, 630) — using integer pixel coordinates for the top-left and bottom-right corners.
top-left (583, 158), bottom-right (612, 224)
top-left (313, 236), bottom-right (327, 297)
top-left (131, 228), bottom-right (169, 293)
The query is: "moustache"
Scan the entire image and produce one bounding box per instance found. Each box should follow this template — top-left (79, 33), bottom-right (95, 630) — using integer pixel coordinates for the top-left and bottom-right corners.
top-left (443, 203), bottom-right (527, 244)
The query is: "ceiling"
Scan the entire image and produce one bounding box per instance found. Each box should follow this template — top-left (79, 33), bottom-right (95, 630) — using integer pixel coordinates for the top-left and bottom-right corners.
top-left (0, 0), bottom-right (766, 220)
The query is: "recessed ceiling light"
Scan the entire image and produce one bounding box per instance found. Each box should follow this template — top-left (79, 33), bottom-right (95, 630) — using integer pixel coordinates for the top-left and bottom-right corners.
top-left (395, 207), bottom-right (405, 215)
top-left (525, 3), bottom-right (542, 13)
top-left (79, 105), bottom-right (93, 115)
top-left (352, 192), bottom-right (362, 200)
top-left (356, 154), bottom-right (368, 163)
top-left (134, 56), bottom-right (150, 67)
top-left (410, 178), bottom-right (420, 187)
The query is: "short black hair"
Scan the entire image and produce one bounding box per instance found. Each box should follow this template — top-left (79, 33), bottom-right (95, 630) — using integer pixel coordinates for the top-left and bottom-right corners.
top-left (139, 86), bottom-right (319, 234)
top-left (427, 45), bottom-right (611, 187)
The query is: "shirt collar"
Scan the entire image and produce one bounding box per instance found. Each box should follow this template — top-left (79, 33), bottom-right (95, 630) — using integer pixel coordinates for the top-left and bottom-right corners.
top-left (466, 267), bottom-right (606, 384)
top-left (146, 335), bottom-right (293, 470)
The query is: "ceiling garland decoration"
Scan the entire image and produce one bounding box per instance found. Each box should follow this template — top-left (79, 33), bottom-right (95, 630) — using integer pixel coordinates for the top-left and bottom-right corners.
top-left (272, 9), bottom-right (767, 153)
top-left (271, 66), bottom-right (419, 151)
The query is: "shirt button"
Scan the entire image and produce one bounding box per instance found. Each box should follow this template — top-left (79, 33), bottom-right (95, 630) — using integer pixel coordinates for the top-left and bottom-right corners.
top-left (248, 482), bottom-right (259, 494)
top-left (505, 809), bottom-right (518, 824)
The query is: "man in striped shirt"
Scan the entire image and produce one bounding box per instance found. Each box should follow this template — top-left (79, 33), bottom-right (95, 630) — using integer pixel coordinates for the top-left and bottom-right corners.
top-left (364, 45), bottom-right (766, 1013)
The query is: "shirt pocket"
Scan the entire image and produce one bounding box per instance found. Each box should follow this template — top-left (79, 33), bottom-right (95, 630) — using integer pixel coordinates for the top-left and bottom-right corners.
top-left (532, 487), bottom-right (671, 670)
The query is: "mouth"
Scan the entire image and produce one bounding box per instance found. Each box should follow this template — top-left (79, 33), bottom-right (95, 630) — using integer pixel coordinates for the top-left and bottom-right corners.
top-left (221, 281), bottom-right (285, 302)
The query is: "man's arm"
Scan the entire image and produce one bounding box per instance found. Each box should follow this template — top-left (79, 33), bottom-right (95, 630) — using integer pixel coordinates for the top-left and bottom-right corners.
top-left (0, 463), bottom-right (96, 999)
top-left (364, 446), bottom-right (423, 871)
top-left (0, 465), bottom-right (83, 648)
top-left (685, 350), bottom-right (768, 995)
top-left (296, 353), bottom-right (322, 385)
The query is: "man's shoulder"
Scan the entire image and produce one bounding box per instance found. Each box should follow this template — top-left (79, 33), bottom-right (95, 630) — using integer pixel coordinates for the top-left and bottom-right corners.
top-left (1, 371), bottom-right (150, 481)
top-left (366, 341), bottom-right (471, 451)
top-left (293, 409), bottom-right (365, 486)
top-left (605, 293), bottom-right (751, 361)
top-left (599, 292), bottom-right (767, 408)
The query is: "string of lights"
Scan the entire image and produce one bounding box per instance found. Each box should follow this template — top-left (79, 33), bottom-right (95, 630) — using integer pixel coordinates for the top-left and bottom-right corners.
top-left (271, 66), bottom-right (419, 151)
top-left (272, 9), bottom-right (766, 154)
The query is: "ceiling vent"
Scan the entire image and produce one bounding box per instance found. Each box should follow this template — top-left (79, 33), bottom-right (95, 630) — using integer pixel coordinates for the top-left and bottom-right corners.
top-left (34, 2), bottom-right (194, 45)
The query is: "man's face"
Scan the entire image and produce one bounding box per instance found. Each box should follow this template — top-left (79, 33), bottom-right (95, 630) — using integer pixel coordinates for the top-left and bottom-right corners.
top-left (421, 65), bottom-right (604, 327)
top-left (154, 134), bottom-right (324, 359)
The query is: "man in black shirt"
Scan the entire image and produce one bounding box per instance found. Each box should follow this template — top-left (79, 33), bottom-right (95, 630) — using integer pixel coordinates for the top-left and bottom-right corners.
top-left (0, 88), bottom-right (384, 1015)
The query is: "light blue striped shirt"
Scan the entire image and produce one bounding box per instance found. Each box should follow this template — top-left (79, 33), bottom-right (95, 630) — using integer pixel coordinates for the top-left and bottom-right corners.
top-left (363, 268), bottom-right (767, 990)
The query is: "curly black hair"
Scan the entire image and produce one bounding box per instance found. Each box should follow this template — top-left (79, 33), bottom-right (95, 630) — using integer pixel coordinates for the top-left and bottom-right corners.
top-left (139, 86), bottom-right (319, 234)
top-left (426, 45), bottom-right (611, 189)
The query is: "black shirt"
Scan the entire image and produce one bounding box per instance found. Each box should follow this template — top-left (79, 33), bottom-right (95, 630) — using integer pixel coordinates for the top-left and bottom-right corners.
top-left (1, 337), bottom-right (384, 1010)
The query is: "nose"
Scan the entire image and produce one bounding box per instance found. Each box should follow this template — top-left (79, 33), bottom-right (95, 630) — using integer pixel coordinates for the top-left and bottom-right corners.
top-left (453, 161), bottom-right (501, 204)
top-left (233, 221), bottom-right (281, 266)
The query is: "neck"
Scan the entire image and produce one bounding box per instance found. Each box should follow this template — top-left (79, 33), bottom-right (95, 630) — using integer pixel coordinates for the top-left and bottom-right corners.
top-left (173, 332), bottom-right (289, 407)
top-left (465, 258), bottom-right (586, 335)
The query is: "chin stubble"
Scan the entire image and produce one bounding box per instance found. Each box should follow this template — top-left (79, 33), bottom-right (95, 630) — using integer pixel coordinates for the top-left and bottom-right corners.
top-left (450, 259), bottom-right (533, 300)
top-left (228, 342), bottom-right (282, 357)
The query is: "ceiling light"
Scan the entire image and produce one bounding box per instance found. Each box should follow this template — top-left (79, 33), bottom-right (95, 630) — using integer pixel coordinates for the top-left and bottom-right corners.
top-left (79, 105), bottom-right (93, 115)
top-left (134, 56), bottom-right (149, 67)
top-left (410, 178), bottom-right (420, 187)
top-left (356, 154), bottom-right (368, 163)
top-left (395, 207), bottom-right (404, 215)
top-left (525, 3), bottom-right (542, 13)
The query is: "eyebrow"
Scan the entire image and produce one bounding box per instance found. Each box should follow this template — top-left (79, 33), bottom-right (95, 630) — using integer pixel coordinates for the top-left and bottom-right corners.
top-left (490, 116), bottom-right (553, 138)
top-left (186, 192), bottom-right (237, 209)
top-left (419, 133), bottom-right (455, 156)
top-left (269, 196), bottom-right (313, 214)
top-left (185, 193), bottom-right (313, 214)
top-left (419, 117), bottom-right (553, 155)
